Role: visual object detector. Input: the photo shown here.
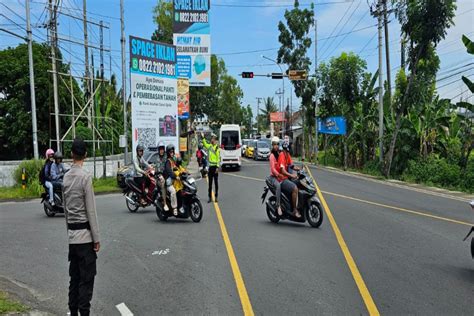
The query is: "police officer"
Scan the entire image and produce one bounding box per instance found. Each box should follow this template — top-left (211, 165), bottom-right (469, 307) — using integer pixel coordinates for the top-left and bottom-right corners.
top-left (63, 138), bottom-right (100, 316)
top-left (201, 132), bottom-right (220, 203)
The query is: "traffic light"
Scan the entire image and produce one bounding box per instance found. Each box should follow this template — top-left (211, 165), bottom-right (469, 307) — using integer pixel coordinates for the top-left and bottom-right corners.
top-left (241, 72), bottom-right (254, 78)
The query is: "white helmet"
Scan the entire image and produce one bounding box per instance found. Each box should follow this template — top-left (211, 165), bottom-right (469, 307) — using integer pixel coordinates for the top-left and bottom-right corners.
top-left (271, 136), bottom-right (280, 145)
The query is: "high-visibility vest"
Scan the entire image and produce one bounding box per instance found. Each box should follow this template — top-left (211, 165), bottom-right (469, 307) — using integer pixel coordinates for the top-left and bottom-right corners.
top-left (202, 138), bottom-right (220, 166)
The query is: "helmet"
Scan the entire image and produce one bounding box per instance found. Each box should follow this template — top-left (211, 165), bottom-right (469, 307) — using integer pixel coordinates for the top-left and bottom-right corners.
top-left (45, 148), bottom-right (54, 157)
top-left (271, 136), bottom-right (280, 145)
top-left (176, 157), bottom-right (183, 166)
top-left (166, 144), bottom-right (175, 154)
top-left (157, 141), bottom-right (165, 150)
top-left (54, 152), bottom-right (63, 160)
top-left (211, 133), bottom-right (217, 139)
top-left (136, 144), bottom-right (144, 152)
top-left (282, 140), bottom-right (290, 151)
top-left (198, 143), bottom-right (203, 150)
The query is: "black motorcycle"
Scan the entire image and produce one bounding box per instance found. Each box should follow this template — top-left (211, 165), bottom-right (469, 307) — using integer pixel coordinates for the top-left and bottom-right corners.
top-left (123, 172), bottom-right (160, 212)
top-left (463, 201), bottom-right (474, 258)
top-left (41, 183), bottom-right (64, 217)
top-left (155, 172), bottom-right (203, 223)
top-left (261, 169), bottom-right (323, 228)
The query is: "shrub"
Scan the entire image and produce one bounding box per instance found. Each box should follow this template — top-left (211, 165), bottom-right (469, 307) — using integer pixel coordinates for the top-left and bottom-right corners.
top-left (13, 159), bottom-right (44, 186)
top-left (402, 155), bottom-right (462, 189)
top-left (460, 160), bottom-right (474, 193)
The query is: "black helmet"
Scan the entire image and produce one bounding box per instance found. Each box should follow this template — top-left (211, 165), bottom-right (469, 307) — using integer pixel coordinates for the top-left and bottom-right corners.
top-left (136, 144), bottom-right (145, 152)
top-left (54, 152), bottom-right (63, 160)
top-left (166, 144), bottom-right (175, 154)
top-left (198, 143), bottom-right (203, 150)
top-left (157, 141), bottom-right (165, 151)
top-left (176, 157), bottom-right (183, 166)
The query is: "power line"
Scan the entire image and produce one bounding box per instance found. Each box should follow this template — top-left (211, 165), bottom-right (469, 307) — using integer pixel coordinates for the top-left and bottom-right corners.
top-left (213, 0), bottom-right (354, 8)
top-left (318, 0), bottom-right (355, 55)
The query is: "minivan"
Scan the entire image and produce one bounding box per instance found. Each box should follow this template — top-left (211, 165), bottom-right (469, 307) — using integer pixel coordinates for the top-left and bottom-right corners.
top-left (219, 124), bottom-right (242, 169)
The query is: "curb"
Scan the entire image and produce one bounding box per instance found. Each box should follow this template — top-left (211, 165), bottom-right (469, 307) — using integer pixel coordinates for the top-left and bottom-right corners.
top-left (0, 189), bottom-right (122, 204)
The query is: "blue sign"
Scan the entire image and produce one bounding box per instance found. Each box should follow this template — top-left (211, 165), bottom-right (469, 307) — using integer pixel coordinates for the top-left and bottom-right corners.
top-left (317, 116), bottom-right (347, 135)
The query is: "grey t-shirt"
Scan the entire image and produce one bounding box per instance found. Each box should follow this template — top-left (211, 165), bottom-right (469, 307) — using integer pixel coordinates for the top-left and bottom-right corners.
top-left (63, 164), bottom-right (100, 244)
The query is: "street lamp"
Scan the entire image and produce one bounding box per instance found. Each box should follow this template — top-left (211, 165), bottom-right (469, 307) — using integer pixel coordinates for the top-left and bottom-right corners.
top-left (262, 55), bottom-right (286, 135)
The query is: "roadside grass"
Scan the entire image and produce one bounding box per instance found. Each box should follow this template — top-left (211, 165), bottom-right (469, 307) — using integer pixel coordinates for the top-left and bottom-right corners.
top-left (0, 177), bottom-right (120, 200)
top-left (0, 291), bottom-right (28, 314)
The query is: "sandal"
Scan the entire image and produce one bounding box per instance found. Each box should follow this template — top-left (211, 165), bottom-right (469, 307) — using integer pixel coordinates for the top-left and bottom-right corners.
top-left (291, 210), bottom-right (302, 218)
top-left (173, 208), bottom-right (178, 216)
top-left (164, 204), bottom-right (169, 211)
top-left (277, 206), bottom-right (283, 216)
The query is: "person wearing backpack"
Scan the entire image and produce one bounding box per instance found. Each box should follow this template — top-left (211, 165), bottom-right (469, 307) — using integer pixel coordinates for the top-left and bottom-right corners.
top-left (41, 149), bottom-right (55, 205)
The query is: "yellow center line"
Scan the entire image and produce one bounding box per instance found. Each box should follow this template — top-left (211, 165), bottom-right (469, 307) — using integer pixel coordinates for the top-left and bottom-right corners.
top-left (222, 172), bottom-right (472, 227)
top-left (304, 165), bottom-right (380, 316)
top-left (206, 178), bottom-right (254, 316)
top-left (321, 190), bottom-right (474, 227)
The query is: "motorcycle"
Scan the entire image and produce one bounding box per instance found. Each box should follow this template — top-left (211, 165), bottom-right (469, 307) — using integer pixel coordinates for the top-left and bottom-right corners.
top-left (123, 171), bottom-right (160, 212)
top-left (155, 172), bottom-right (203, 223)
top-left (41, 183), bottom-right (64, 217)
top-left (261, 168), bottom-right (324, 228)
top-left (463, 200), bottom-right (474, 258)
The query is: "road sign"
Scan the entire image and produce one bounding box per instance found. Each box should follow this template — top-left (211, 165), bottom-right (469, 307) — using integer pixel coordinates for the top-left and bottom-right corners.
top-left (242, 72), bottom-right (254, 78)
top-left (288, 70), bottom-right (308, 81)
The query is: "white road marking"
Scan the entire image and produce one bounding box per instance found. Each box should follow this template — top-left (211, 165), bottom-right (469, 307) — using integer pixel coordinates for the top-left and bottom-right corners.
top-left (116, 302), bottom-right (134, 316)
top-left (152, 248), bottom-right (170, 256)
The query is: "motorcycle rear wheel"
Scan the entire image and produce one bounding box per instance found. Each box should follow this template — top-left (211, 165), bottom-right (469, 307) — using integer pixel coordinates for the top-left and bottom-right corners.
top-left (126, 191), bottom-right (139, 213)
top-left (266, 196), bottom-right (280, 223)
top-left (190, 200), bottom-right (203, 223)
top-left (306, 202), bottom-right (323, 228)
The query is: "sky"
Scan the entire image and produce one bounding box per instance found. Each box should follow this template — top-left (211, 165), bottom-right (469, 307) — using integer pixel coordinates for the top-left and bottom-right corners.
top-left (1, 0), bottom-right (473, 119)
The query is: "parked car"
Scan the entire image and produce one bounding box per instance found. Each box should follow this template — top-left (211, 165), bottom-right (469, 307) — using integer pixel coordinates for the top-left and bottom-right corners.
top-left (245, 140), bottom-right (256, 158)
top-left (116, 147), bottom-right (159, 188)
top-left (253, 140), bottom-right (270, 160)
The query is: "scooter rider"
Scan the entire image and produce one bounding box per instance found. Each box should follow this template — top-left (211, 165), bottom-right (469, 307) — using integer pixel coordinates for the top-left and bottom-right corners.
top-left (278, 140), bottom-right (301, 218)
top-left (133, 144), bottom-right (156, 205)
top-left (268, 137), bottom-right (283, 216)
top-left (153, 141), bottom-right (169, 211)
top-left (164, 144), bottom-right (179, 216)
top-left (43, 149), bottom-right (55, 205)
top-left (51, 152), bottom-right (65, 186)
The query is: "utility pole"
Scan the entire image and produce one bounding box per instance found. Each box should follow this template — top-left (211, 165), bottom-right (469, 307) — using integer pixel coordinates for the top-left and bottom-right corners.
top-left (91, 53), bottom-right (96, 178)
top-left (100, 21), bottom-right (106, 178)
top-left (314, 16), bottom-right (319, 163)
top-left (377, 0), bottom-right (384, 162)
top-left (70, 63), bottom-right (75, 138)
top-left (83, 0), bottom-right (91, 128)
top-left (383, 0), bottom-right (392, 104)
top-left (120, 0), bottom-right (128, 164)
top-left (256, 97), bottom-right (262, 135)
top-left (26, 0), bottom-right (39, 159)
top-left (49, 0), bottom-right (61, 152)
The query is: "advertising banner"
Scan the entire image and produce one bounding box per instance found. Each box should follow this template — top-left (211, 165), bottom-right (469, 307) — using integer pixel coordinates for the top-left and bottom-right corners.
top-left (317, 116), bottom-right (347, 135)
top-left (177, 78), bottom-right (190, 119)
top-left (129, 36), bottom-right (178, 157)
top-left (270, 112), bottom-right (286, 122)
top-left (173, 0), bottom-right (211, 86)
top-left (179, 137), bottom-right (188, 152)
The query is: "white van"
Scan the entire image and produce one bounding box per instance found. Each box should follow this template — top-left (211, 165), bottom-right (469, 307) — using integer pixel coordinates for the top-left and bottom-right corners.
top-left (219, 124), bottom-right (242, 169)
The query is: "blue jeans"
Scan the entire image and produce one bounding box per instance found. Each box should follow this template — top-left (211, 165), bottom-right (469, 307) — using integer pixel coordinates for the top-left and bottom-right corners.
top-left (45, 181), bottom-right (54, 202)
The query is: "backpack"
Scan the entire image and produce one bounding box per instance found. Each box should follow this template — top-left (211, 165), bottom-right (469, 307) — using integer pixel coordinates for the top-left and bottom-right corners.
top-left (39, 162), bottom-right (51, 185)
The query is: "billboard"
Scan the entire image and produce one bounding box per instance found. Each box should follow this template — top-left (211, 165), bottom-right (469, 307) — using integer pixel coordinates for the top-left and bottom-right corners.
top-left (177, 78), bottom-right (190, 119)
top-left (317, 116), bottom-right (347, 135)
top-left (173, 0), bottom-right (211, 86)
top-left (270, 112), bottom-right (286, 122)
top-left (129, 36), bottom-right (178, 157)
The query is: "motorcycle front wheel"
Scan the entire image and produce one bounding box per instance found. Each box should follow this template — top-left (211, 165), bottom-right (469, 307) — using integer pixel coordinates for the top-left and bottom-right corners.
top-left (306, 201), bottom-right (323, 228)
top-left (266, 196), bottom-right (280, 223)
top-left (43, 204), bottom-right (55, 217)
top-left (190, 199), bottom-right (203, 223)
top-left (126, 191), bottom-right (139, 213)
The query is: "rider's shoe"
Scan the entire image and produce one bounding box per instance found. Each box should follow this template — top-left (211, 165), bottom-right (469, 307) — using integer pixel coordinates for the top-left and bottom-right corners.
top-left (164, 204), bottom-right (169, 211)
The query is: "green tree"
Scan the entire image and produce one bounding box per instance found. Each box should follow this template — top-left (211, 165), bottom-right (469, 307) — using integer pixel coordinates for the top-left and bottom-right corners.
top-left (385, 0), bottom-right (456, 176)
top-left (0, 43), bottom-right (83, 160)
top-left (277, 0), bottom-right (315, 158)
top-left (260, 97), bottom-right (278, 130)
top-left (152, 0), bottom-right (173, 44)
top-left (241, 105), bottom-right (253, 138)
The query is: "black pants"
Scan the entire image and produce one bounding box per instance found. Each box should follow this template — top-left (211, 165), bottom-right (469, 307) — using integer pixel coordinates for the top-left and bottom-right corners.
top-left (68, 243), bottom-right (97, 316)
top-left (208, 166), bottom-right (219, 198)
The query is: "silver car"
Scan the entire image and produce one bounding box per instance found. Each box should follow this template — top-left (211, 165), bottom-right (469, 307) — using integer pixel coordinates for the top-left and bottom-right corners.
top-left (253, 140), bottom-right (270, 161)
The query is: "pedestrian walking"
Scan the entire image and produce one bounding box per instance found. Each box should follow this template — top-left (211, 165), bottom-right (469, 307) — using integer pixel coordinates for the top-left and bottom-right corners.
top-left (63, 138), bottom-right (100, 316)
top-left (201, 132), bottom-right (220, 203)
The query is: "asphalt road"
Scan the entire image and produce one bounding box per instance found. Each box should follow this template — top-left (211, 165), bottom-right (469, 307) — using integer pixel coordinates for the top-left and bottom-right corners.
top-left (1, 158), bottom-right (473, 315)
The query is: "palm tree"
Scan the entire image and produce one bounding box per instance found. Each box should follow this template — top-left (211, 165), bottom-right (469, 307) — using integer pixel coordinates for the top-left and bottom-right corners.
top-left (259, 97), bottom-right (278, 131)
